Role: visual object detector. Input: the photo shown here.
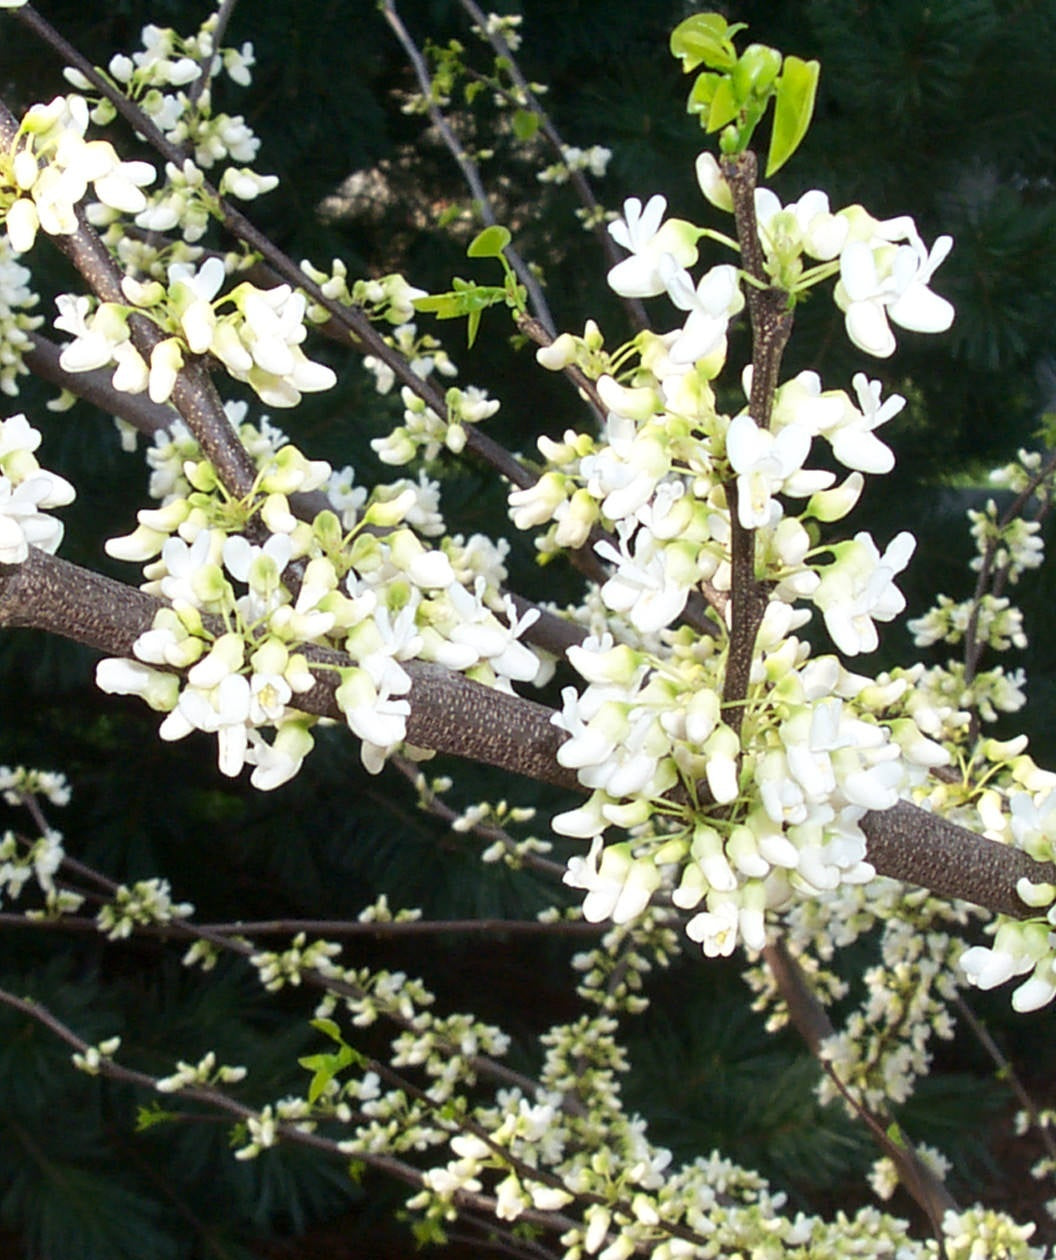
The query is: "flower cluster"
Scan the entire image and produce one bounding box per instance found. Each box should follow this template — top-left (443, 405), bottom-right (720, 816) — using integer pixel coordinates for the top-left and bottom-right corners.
top-left (155, 1050), bottom-right (247, 1093)
top-left (489, 138), bottom-right (962, 967)
top-left (301, 260), bottom-right (426, 329)
top-left (968, 497), bottom-right (1045, 583)
top-left (0, 762), bottom-right (71, 808)
top-left (0, 826), bottom-right (64, 904)
top-left (63, 13), bottom-right (274, 243)
top-left (696, 155), bottom-right (955, 358)
top-left (95, 877), bottom-right (194, 940)
top-left (54, 255), bottom-right (337, 408)
top-left (0, 93), bottom-right (154, 255)
top-left (551, 629), bottom-right (949, 957)
top-left (0, 412), bottom-right (75, 563)
top-left (233, 1098), bottom-right (315, 1161)
top-left (96, 410), bottom-right (544, 785)
top-left (537, 144), bottom-right (612, 185)
top-left (817, 896), bottom-right (967, 1113)
top-left (251, 933), bottom-right (343, 992)
top-left (0, 237), bottom-right (43, 396)
top-left (373, 381), bottom-right (501, 466)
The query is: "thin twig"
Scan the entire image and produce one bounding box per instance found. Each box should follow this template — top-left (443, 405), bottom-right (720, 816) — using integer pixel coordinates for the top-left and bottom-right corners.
top-left (955, 992), bottom-right (1056, 1168)
top-left (455, 0), bottom-right (650, 335)
top-left (186, 0), bottom-right (241, 109)
top-left (381, 0), bottom-right (556, 338)
top-left (763, 937), bottom-right (956, 1251)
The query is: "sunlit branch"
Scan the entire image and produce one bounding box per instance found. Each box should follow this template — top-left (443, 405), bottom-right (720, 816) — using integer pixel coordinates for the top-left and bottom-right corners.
top-left (2, 545), bottom-right (1054, 921)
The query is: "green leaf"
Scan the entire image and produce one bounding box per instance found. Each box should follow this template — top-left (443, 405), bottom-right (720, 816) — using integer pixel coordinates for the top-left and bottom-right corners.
top-left (734, 43), bottom-right (782, 98)
top-left (310, 1017), bottom-right (343, 1043)
top-left (512, 108), bottom-right (539, 141)
top-left (766, 55), bottom-right (819, 176)
top-left (299, 1043), bottom-right (357, 1104)
top-left (467, 224), bottom-right (512, 258)
top-left (669, 13), bottom-right (746, 73)
top-left (466, 306), bottom-right (482, 348)
top-left (134, 1102), bottom-right (176, 1132)
top-left (706, 75), bottom-right (740, 132)
top-left (686, 70), bottom-right (720, 118)
top-left (414, 281), bottom-right (508, 321)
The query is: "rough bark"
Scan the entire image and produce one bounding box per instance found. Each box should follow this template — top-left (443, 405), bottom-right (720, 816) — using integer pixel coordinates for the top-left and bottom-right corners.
top-left (3, 546), bottom-right (1053, 920)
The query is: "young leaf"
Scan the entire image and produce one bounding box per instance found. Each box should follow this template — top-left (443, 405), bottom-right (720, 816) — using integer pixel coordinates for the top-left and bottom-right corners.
top-left (669, 13), bottom-right (746, 74)
top-left (414, 282), bottom-right (505, 319)
top-left (707, 75), bottom-right (740, 132)
top-left (310, 1017), bottom-right (343, 1043)
top-left (466, 306), bottom-right (482, 348)
top-left (766, 55), bottom-right (820, 176)
top-left (687, 70), bottom-right (721, 118)
top-left (512, 108), bottom-right (539, 141)
top-left (467, 225), bottom-right (512, 259)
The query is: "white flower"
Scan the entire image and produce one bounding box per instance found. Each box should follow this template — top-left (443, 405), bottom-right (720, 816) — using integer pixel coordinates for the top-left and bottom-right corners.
top-left (563, 839), bottom-right (660, 924)
top-left (607, 196), bottom-right (698, 298)
top-left (595, 523), bottom-right (694, 634)
top-left (754, 186), bottom-right (848, 266)
top-left (1012, 972), bottom-right (1056, 1013)
top-left (685, 899), bottom-right (739, 957)
top-left (725, 414), bottom-right (818, 529)
top-left (813, 531), bottom-right (915, 655)
top-left (835, 222), bottom-right (954, 358)
top-left (661, 261), bottom-right (743, 366)
top-left (580, 412), bottom-right (668, 522)
top-left (827, 375), bottom-right (905, 474)
top-left (0, 414), bottom-right (75, 562)
top-left (694, 152), bottom-right (732, 212)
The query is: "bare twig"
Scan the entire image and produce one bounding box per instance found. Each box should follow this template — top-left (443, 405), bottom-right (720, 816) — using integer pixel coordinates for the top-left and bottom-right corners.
top-left (764, 937), bottom-right (957, 1249)
top-left (455, 0), bottom-right (650, 335)
top-left (382, 0), bottom-right (556, 338)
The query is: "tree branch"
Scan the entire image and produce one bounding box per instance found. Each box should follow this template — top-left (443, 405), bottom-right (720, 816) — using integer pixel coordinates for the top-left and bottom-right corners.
top-left (2, 546), bottom-right (1054, 920)
top-left (764, 936), bottom-right (957, 1246)
top-left (24, 332), bottom-right (180, 436)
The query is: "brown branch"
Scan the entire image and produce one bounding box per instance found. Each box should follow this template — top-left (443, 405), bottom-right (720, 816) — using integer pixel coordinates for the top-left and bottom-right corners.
top-left (186, 0), bottom-right (241, 110)
top-left (764, 937), bottom-right (957, 1246)
top-left (2, 546), bottom-right (1056, 921)
top-left (0, 912), bottom-right (602, 938)
top-left (382, 0), bottom-right (556, 338)
top-left (0, 92), bottom-right (259, 501)
top-left (860, 801), bottom-right (1056, 921)
top-left (454, 0), bottom-right (650, 336)
top-left (720, 152), bottom-right (791, 728)
top-left (24, 332), bottom-right (180, 435)
top-left (0, 547), bottom-right (580, 790)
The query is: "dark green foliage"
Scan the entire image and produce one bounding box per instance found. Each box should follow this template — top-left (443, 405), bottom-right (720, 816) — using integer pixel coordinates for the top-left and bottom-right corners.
top-left (621, 973), bottom-right (872, 1195)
